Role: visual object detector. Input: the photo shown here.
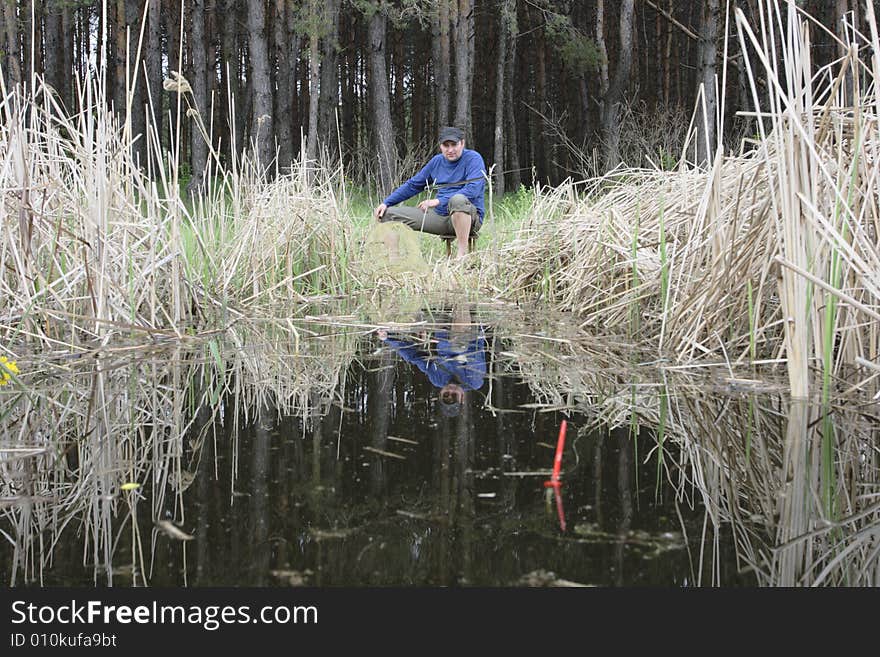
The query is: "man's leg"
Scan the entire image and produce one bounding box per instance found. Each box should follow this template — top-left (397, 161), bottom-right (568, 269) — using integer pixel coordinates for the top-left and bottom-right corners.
top-left (381, 205), bottom-right (447, 233)
top-left (450, 211), bottom-right (471, 258)
top-left (383, 228), bottom-right (401, 261)
top-left (447, 194), bottom-right (480, 258)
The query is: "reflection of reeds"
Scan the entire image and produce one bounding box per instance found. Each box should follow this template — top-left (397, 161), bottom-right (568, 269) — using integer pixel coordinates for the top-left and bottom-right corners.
top-left (0, 317), bottom-right (358, 584)
top-left (506, 329), bottom-right (880, 586)
top-left (680, 396), bottom-right (880, 587)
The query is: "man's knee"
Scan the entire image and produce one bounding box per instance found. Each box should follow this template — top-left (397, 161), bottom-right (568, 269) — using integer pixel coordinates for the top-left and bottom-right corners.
top-left (382, 207), bottom-right (411, 225)
top-left (448, 194), bottom-right (471, 213)
top-left (447, 194), bottom-right (478, 234)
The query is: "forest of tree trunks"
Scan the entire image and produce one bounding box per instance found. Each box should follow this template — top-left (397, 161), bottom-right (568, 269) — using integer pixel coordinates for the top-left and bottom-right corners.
top-left (0, 1), bottom-right (870, 189)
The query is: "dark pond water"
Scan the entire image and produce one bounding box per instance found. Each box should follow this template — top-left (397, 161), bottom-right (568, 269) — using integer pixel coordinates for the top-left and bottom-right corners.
top-left (2, 300), bottom-right (875, 587)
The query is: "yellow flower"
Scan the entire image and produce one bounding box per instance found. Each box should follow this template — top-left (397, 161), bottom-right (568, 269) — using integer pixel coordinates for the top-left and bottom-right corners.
top-left (0, 356), bottom-right (19, 386)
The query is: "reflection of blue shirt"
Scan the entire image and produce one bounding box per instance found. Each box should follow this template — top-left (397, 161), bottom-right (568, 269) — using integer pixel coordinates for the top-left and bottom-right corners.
top-left (382, 329), bottom-right (487, 390)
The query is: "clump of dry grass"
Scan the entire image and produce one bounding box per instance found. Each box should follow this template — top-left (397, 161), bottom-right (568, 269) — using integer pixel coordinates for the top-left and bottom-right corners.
top-left (203, 157), bottom-right (353, 306)
top-left (492, 0), bottom-right (880, 404)
top-left (0, 71), bottom-right (357, 367)
top-left (0, 76), bottom-right (187, 348)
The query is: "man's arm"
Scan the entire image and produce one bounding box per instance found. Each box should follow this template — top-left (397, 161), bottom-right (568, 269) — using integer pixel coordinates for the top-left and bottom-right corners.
top-left (457, 151), bottom-right (486, 203)
top-left (381, 336), bottom-right (432, 375)
top-left (382, 335), bottom-right (453, 387)
top-left (383, 158), bottom-right (436, 207)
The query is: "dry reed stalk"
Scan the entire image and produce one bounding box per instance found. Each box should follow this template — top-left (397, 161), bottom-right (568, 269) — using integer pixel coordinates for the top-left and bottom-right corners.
top-left (0, 63), bottom-right (361, 364)
top-left (492, 1), bottom-right (880, 407)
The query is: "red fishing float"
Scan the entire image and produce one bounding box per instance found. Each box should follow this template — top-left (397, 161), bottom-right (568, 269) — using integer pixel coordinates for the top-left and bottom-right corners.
top-left (543, 420), bottom-right (567, 488)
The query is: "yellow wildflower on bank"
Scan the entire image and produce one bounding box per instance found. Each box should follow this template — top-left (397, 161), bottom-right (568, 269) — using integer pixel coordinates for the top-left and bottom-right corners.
top-left (1, 356), bottom-right (20, 385)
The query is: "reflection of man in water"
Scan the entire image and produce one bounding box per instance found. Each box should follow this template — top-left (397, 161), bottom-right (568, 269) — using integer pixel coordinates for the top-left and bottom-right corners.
top-left (377, 308), bottom-right (486, 418)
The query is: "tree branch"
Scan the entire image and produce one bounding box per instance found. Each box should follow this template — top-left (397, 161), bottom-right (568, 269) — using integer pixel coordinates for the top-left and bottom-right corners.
top-left (643, 0), bottom-right (700, 41)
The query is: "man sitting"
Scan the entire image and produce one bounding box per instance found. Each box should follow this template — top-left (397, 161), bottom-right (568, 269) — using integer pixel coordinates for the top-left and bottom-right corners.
top-left (373, 126), bottom-right (486, 259)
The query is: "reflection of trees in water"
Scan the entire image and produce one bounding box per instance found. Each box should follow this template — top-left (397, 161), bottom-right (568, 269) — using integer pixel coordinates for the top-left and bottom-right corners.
top-left (613, 429), bottom-right (633, 587)
top-left (4, 323), bottom-right (694, 585)
top-left (369, 352), bottom-right (395, 498)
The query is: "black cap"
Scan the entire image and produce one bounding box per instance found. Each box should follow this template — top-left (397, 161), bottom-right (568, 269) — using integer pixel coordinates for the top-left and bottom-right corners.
top-left (438, 126), bottom-right (464, 143)
top-left (439, 397), bottom-right (463, 417)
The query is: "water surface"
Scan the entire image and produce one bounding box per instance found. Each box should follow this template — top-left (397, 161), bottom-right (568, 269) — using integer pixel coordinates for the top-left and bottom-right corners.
top-left (1, 300), bottom-right (875, 586)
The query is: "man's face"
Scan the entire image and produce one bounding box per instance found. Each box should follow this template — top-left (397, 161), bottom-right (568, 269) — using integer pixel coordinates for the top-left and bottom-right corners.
top-left (440, 139), bottom-right (464, 162)
top-left (440, 383), bottom-right (464, 403)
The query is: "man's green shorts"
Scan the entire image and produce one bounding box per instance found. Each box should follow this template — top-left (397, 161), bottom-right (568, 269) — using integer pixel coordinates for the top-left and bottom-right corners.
top-left (380, 193), bottom-right (481, 236)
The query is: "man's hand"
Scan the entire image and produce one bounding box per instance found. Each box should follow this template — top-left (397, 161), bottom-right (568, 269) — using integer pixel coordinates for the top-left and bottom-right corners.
top-left (374, 203), bottom-right (388, 221)
top-left (417, 198), bottom-right (440, 212)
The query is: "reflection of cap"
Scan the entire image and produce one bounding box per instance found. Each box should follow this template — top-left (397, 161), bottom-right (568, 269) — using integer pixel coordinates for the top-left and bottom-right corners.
top-left (439, 397), bottom-right (462, 417)
top-left (438, 126), bottom-right (464, 143)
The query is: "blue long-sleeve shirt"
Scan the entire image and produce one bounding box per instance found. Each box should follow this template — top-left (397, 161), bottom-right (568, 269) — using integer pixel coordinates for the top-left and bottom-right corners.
top-left (383, 150), bottom-right (486, 222)
top-left (382, 329), bottom-right (487, 391)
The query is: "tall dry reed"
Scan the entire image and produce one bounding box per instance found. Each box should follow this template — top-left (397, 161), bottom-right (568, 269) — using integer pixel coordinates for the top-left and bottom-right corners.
top-left (495, 0), bottom-right (880, 404)
top-left (0, 70), bottom-right (354, 367)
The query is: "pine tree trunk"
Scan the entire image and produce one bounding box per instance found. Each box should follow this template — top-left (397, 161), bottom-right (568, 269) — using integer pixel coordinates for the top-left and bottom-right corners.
top-left (493, 0), bottom-right (513, 197)
top-left (663, 0), bottom-right (673, 106)
top-left (167, 0), bottom-right (183, 160)
top-left (392, 32), bottom-right (405, 149)
top-left (43, 1), bottom-right (62, 97)
top-left (60, 4), bottom-right (72, 104)
top-left (341, 11), bottom-right (356, 159)
top-left (306, 0), bottom-right (320, 161)
top-left (835, 0), bottom-right (853, 105)
top-left (318, 0), bottom-right (340, 147)
top-left (126, 0), bottom-right (147, 170)
top-left (0, 5), bottom-right (6, 83)
top-left (6, 1), bottom-right (22, 87)
top-left (306, 29), bottom-right (319, 161)
top-left (297, 45), bottom-right (308, 147)
top-left (146, 0), bottom-right (162, 157)
top-left (287, 2), bottom-right (301, 156)
top-left (367, 5), bottom-right (395, 193)
top-left (24, 0), bottom-right (42, 84)
top-left (221, 0), bottom-right (242, 162)
top-left (601, 0), bottom-right (635, 169)
top-left (695, 0), bottom-right (719, 165)
top-left (465, 0), bottom-right (474, 130)
top-left (188, 0), bottom-right (209, 191)
top-left (273, 0), bottom-right (293, 169)
top-left (434, 0), bottom-right (450, 128)
top-left (453, 0), bottom-right (471, 136)
top-left (504, 4), bottom-right (519, 191)
top-left (205, 2), bottom-right (219, 159)
top-left (534, 8), bottom-right (548, 182)
top-left (654, 2), bottom-right (662, 106)
top-left (835, 0), bottom-right (849, 52)
top-left (411, 35), bottom-right (425, 144)
top-left (247, 0), bottom-right (274, 170)
top-left (78, 3), bottom-right (89, 85)
top-left (114, 0), bottom-right (126, 115)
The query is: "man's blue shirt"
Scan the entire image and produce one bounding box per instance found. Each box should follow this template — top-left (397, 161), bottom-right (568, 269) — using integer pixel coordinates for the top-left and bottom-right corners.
top-left (382, 149), bottom-right (486, 222)
top-left (382, 329), bottom-right (487, 391)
